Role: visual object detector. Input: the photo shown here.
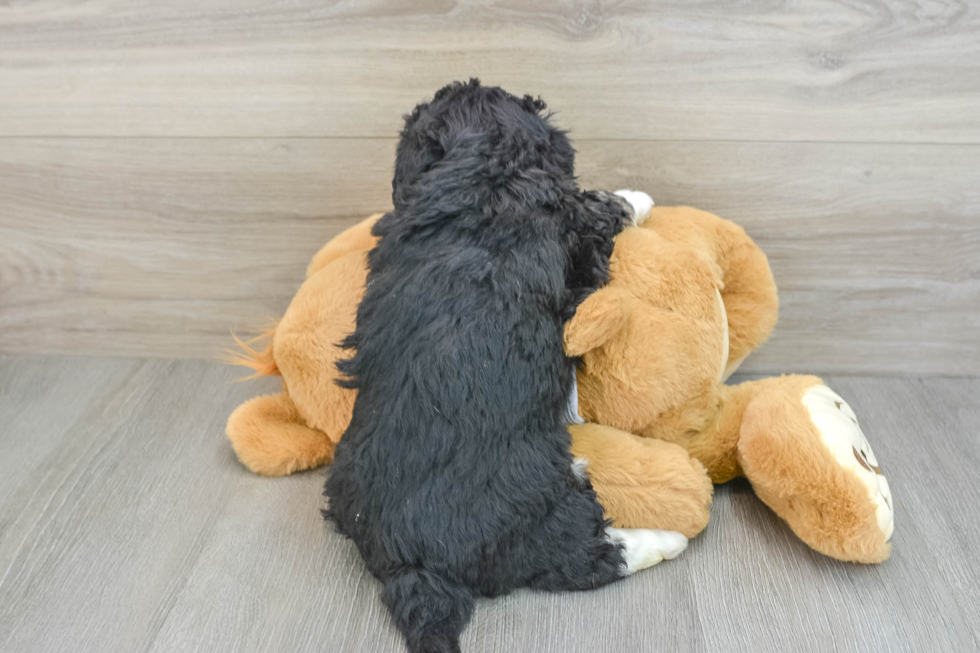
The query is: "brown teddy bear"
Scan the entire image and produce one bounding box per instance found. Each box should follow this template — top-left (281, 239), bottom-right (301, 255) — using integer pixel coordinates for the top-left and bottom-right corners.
top-left (227, 205), bottom-right (894, 564)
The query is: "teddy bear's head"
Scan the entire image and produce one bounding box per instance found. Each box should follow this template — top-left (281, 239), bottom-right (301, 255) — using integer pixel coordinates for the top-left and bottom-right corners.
top-left (564, 207), bottom-right (779, 436)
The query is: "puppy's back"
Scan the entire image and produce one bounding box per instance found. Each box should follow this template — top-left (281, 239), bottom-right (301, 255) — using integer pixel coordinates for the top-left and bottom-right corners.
top-left (324, 80), bottom-right (624, 653)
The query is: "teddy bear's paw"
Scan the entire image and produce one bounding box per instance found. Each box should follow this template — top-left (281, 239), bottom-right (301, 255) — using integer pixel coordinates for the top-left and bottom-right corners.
top-left (802, 385), bottom-right (894, 542)
top-left (614, 190), bottom-right (654, 225)
top-left (606, 527), bottom-right (688, 573)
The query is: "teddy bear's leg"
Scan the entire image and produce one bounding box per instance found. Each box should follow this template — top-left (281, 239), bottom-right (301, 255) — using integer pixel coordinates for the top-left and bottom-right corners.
top-left (273, 252), bottom-right (364, 446)
top-left (569, 423), bottom-right (714, 538)
top-left (736, 376), bottom-right (894, 563)
top-left (226, 393), bottom-right (336, 476)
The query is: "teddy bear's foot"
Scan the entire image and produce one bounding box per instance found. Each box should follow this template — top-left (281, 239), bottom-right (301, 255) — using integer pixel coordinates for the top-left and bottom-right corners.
top-left (569, 423), bottom-right (713, 538)
top-left (606, 528), bottom-right (688, 573)
top-left (226, 393), bottom-right (336, 476)
top-left (738, 377), bottom-right (893, 563)
top-left (802, 385), bottom-right (894, 540)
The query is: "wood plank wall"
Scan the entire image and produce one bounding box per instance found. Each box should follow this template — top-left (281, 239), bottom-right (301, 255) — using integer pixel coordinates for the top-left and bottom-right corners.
top-left (1, 1), bottom-right (978, 375)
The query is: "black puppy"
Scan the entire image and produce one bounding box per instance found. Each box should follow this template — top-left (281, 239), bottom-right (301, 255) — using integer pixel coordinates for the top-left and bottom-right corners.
top-left (325, 80), bottom-right (684, 653)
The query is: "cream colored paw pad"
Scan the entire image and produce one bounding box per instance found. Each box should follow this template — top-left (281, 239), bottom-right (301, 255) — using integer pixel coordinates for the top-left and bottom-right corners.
top-left (802, 385), bottom-right (894, 541)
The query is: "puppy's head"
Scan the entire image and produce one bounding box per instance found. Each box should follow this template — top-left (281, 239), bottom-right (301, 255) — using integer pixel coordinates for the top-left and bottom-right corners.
top-left (392, 79), bottom-right (576, 216)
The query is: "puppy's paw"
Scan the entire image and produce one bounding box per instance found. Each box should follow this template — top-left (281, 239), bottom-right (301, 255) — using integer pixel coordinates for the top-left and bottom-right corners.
top-left (606, 527), bottom-right (688, 573)
top-left (614, 190), bottom-right (654, 225)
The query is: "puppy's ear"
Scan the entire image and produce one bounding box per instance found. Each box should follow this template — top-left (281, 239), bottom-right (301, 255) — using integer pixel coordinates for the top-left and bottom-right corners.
top-left (393, 80), bottom-right (483, 198)
top-left (564, 286), bottom-right (630, 357)
top-left (392, 104), bottom-right (445, 206)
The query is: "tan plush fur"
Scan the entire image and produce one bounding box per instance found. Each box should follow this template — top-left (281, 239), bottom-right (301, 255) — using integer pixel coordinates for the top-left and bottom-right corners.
top-left (565, 207), bottom-right (891, 562)
top-left (227, 206), bottom-right (892, 563)
top-left (226, 216), bottom-right (381, 474)
top-left (227, 393), bottom-right (335, 476)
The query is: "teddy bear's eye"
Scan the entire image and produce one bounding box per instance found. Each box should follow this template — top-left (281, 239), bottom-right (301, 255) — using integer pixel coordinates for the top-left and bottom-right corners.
top-left (852, 446), bottom-right (873, 472)
top-left (853, 446), bottom-right (885, 476)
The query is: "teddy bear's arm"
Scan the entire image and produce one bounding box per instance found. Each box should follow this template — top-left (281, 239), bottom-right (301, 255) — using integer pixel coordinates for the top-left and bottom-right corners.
top-left (563, 286), bottom-right (631, 357)
top-left (306, 212), bottom-right (385, 278)
top-left (715, 231), bottom-right (778, 377)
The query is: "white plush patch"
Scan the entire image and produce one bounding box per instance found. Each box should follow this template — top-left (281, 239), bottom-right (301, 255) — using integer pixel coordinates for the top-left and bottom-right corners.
top-left (614, 190), bottom-right (654, 225)
top-left (606, 527), bottom-right (688, 574)
top-left (565, 374), bottom-right (585, 425)
top-left (571, 457), bottom-right (589, 483)
top-left (802, 385), bottom-right (894, 542)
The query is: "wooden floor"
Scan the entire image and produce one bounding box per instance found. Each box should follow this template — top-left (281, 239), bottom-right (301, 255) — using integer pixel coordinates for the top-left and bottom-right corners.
top-left (1, 354), bottom-right (977, 652)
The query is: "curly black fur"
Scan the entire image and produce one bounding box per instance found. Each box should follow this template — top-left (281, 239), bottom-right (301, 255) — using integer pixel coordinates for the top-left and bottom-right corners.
top-left (324, 79), bottom-right (634, 653)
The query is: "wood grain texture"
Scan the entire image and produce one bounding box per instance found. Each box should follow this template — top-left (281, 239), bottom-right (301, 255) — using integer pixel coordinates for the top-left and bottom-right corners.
top-left (1, 0), bottom-right (979, 141)
top-left (2, 138), bottom-right (977, 374)
top-left (0, 356), bottom-right (978, 652)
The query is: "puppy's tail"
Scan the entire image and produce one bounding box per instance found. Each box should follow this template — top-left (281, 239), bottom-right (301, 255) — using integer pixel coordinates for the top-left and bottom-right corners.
top-left (382, 568), bottom-right (474, 653)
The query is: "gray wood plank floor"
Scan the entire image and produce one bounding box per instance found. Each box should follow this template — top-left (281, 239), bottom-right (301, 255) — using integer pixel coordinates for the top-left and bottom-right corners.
top-left (1, 355), bottom-right (977, 652)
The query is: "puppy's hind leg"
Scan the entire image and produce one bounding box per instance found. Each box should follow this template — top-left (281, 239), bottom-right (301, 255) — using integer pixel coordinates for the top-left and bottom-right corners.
top-left (517, 482), bottom-right (688, 593)
top-left (571, 458), bottom-right (688, 574)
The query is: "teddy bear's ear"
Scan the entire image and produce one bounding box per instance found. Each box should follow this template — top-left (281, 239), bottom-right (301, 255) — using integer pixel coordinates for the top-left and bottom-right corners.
top-left (564, 287), bottom-right (630, 357)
